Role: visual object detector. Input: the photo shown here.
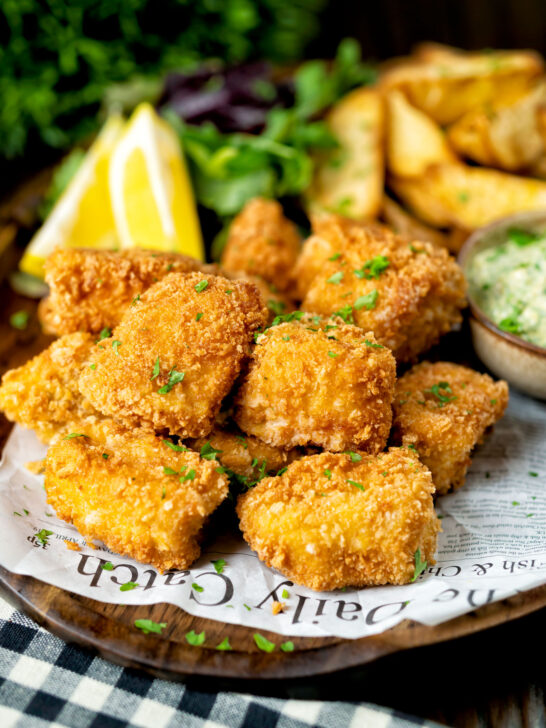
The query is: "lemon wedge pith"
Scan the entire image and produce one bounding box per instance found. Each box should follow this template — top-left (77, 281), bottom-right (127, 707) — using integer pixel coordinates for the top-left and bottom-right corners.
top-left (109, 103), bottom-right (204, 261)
top-left (20, 116), bottom-right (124, 279)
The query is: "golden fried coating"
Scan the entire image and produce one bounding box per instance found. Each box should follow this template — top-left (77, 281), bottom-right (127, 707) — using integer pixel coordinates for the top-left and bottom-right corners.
top-left (225, 271), bottom-right (296, 324)
top-left (392, 362), bottom-right (509, 494)
top-left (234, 313), bottom-right (395, 452)
top-left (0, 333), bottom-right (100, 443)
top-left (299, 216), bottom-right (467, 362)
top-left (79, 272), bottom-right (268, 438)
top-left (189, 425), bottom-right (302, 482)
top-left (40, 247), bottom-right (216, 336)
top-left (237, 449), bottom-right (440, 590)
top-left (220, 198), bottom-right (301, 293)
top-left (294, 214), bottom-right (388, 299)
top-left (45, 420), bottom-right (228, 571)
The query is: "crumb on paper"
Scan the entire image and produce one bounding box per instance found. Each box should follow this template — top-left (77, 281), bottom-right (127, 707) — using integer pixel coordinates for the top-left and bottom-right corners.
top-left (25, 460), bottom-right (45, 475)
top-left (272, 600), bottom-right (285, 615)
top-left (64, 541), bottom-right (80, 551)
top-left (85, 540), bottom-right (97, 550)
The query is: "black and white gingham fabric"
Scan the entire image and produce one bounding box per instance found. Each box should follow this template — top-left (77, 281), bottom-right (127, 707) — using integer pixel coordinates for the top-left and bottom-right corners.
top-left (0, 594), bottom-right (443, 728)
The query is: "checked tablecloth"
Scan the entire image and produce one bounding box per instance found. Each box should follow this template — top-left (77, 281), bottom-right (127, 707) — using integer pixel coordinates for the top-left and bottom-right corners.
top-left (0, 593), bottom-right (443, 728)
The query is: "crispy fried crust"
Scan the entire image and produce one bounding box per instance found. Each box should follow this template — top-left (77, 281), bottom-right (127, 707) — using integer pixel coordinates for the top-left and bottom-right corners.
top-left (0, 333), bottom-right (100, 443)
top-left (40, 247), bottom-right (216, 335)
top-left (237, 449), bottom-right (440, 590)
top-left (220, 198), bottom-right (301, 294)
top-left (299, 216), bottom-right (467, 361)
top-left (391, 362), bottom-right (509, 494)
top-left (224, 271), bottom-right (296, 324)
top-left (189, 425), bottom-right (302, 480)
top-left (79, 272), bottom-right (268, 438)
top-left (234, 314), bottom-right (396, 452)
top-left (45, 421), bottom-right (228, 571)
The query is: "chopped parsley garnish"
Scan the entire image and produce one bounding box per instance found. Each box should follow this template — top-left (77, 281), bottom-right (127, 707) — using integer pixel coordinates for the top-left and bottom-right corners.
top-left (195, 280), bottom-right (209, 293)
top-left (411, 548), bottom-right (427, 582)
top-left (225, 289), bottom-right (233, 295)
top-left (280, 641), bottom-right (295, 652)
top-left (10, 310), bottom-right (29, 330)
top-left (282, 335), bottom-right (290, 341)
top-left (163, 467), bottom-right (177, 475)
top-left (181, 469), bottom-right (196, 482)
top-left (158, 369), bottom-right (185, 394)
top-left (102, 453), bottom-right (109, 460)
top-left (63, 433), bottom-right (88, 440)
top-left (96, 327), bottom-right (111, 341)
top-left (185, 630), bottom-right (205, 646)
top-left (162, 439), bottom-right (188, 452)
top-left (529, 471), bottom-right (539, 477)
top-left (457, 191), bottom-right (469, 203)
top-left (323, 469), bottom-right (332, 479)
top-left (200, 442), bottom-right (222, 460)
top-left (120, 581), bottom-right (138, 592)
top-left (328, 252), bottom-right (342, 261)
top-left (326, 271), bottom-right (344, 285)
top-left (347, 479), bottom-right (365, 491)
top-left (254, 633), bottom-right (275, 652)
top-left (216, 637), bottom-right (232, 651)
top-left (134, 619), bottom-right (167, 635)
top-left (277, 467), bottom-right (288, 476)
top-left (89, 363), bottom-right (96, 370)
top-left (407, 443), bottom-right (418, 453)
top-left (498, 314), bottom-right (522, 334)
top-left (150, 356), bottom-right (160, 381)
top-left (243, 604), bottom-right (251, 611)
top-left (270, 311), bottom-right (305, 327)
top-left (512, 501), bottom-right (520, 506)
top-left (409, 244), bottom-right (426, 254)
top-left (354, 255), bottom-right (389, 280)
top-left (425, 381), bottom-right (457, 407)
top-left (281, 588), bottom-right (290, 599)
top-left (192, 583), bottom-right (204, 592)
top-left (507, 227), bottom-right (541, 246)
top-left (327, 351), bottom-right (338, 358)
top-left (267, 299), bottom-right (286, 316)
top-left (112, 339), bottom-right (122, 354)
top-left (102, 562), bottom-right (114, 570)
top-left (236, 435), bottom-right (248, 449)
top-left (131, 294), bottom-right (140, 306)
top-left (324, 324), bottom-right (338, 332)
top-left (364, 339), bottom-right (384, 348)
top-left (195, 312), bottom-right (204, 321)
top-left (490, 398), bottom-right (497, 405)
top-left (332, 305), bottom-right (354, 324)
top-left (212, 558), bottom-right (226, 574)
top-left (36, 529), bottom-right (53, 545)
top-left (354, 289), bottom-right (378, 311)
top-left (345, 451), bottom-right (362, 462)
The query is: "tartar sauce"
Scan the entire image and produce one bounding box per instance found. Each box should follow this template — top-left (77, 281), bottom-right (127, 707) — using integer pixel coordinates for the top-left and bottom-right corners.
top-left (469, 227), bottom-right (546, 349)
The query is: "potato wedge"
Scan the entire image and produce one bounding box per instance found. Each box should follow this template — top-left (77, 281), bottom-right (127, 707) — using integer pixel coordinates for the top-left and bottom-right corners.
top-left (380, 48), bottom-right (542, 124)
top-left (306, 87), bottom-right (384, 220)
top-left (390, 163), bottom-right (546, 229)
top-left (386, 90), bottom-right (456, 177)
top-left (447, 80), bottom-right (546, 170)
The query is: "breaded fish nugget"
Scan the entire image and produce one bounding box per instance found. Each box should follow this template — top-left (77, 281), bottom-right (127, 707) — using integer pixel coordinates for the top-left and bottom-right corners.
top-left (234, 313), bottom-right (395, 452)
top-left (45, 421), bottom-right (228, 571)
top-left (392, 362), bottom-right (509, 494)
top-left (299, 216), bottom-right (467, 362)
top-left (225, 271), bottom-right (296, 324)
top-left (0, 332), bottom-right (99, 443)
top-left (79, 272), bottom-right (267, 438)
top-left (220, 198), bottom-right (301, 293)
top-left (189, 425), bottom-right (302, 483)
top-left (40, 247), bottom-right (215, 336)
top-left (237, 449), bottom-right (440, 590)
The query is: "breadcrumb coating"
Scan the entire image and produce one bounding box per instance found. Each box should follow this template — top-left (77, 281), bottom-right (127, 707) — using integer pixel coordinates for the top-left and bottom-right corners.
top-left (392, 361), bottom-right (509, 494)
top-left (45, 420), bottom-right (228, 571)
top-left (224, 271), bottom-right (296, 324)
top-left (40, 247), bottom-right (215, 335)
top-left (220, 198), bottom-right (301, 294)
top-left (79, 272), bottom-right (268, 438)
top-left (234, 313), bottom-right (396, 452)
top-left (0, 332), bottom-right (100, 443)
top-left (237, 449), bottom-right (440, 590)
top-left (298, 216), bottom-right (467, 362)
top-left (189, 425), bottom-right (302, 481)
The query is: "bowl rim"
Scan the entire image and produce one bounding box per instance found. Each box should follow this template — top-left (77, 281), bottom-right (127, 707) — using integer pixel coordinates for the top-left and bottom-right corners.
top-left (458, 209), bottom-right (546, 359)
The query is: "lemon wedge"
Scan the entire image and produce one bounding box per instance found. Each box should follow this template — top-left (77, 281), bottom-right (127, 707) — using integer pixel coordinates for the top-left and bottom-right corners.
top-left (20, 116), bottom-right (124, 279)
top-left (109, 103), bottom-right (204, 260)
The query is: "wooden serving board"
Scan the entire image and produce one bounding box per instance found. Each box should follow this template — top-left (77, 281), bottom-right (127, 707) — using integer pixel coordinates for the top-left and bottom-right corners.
top-left (0, 173), bottom-right (545, 682)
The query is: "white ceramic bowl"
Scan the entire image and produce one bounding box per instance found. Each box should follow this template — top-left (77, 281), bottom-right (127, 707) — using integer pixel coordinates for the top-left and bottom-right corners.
top-left (458, 210), bottom-right (546, 400)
